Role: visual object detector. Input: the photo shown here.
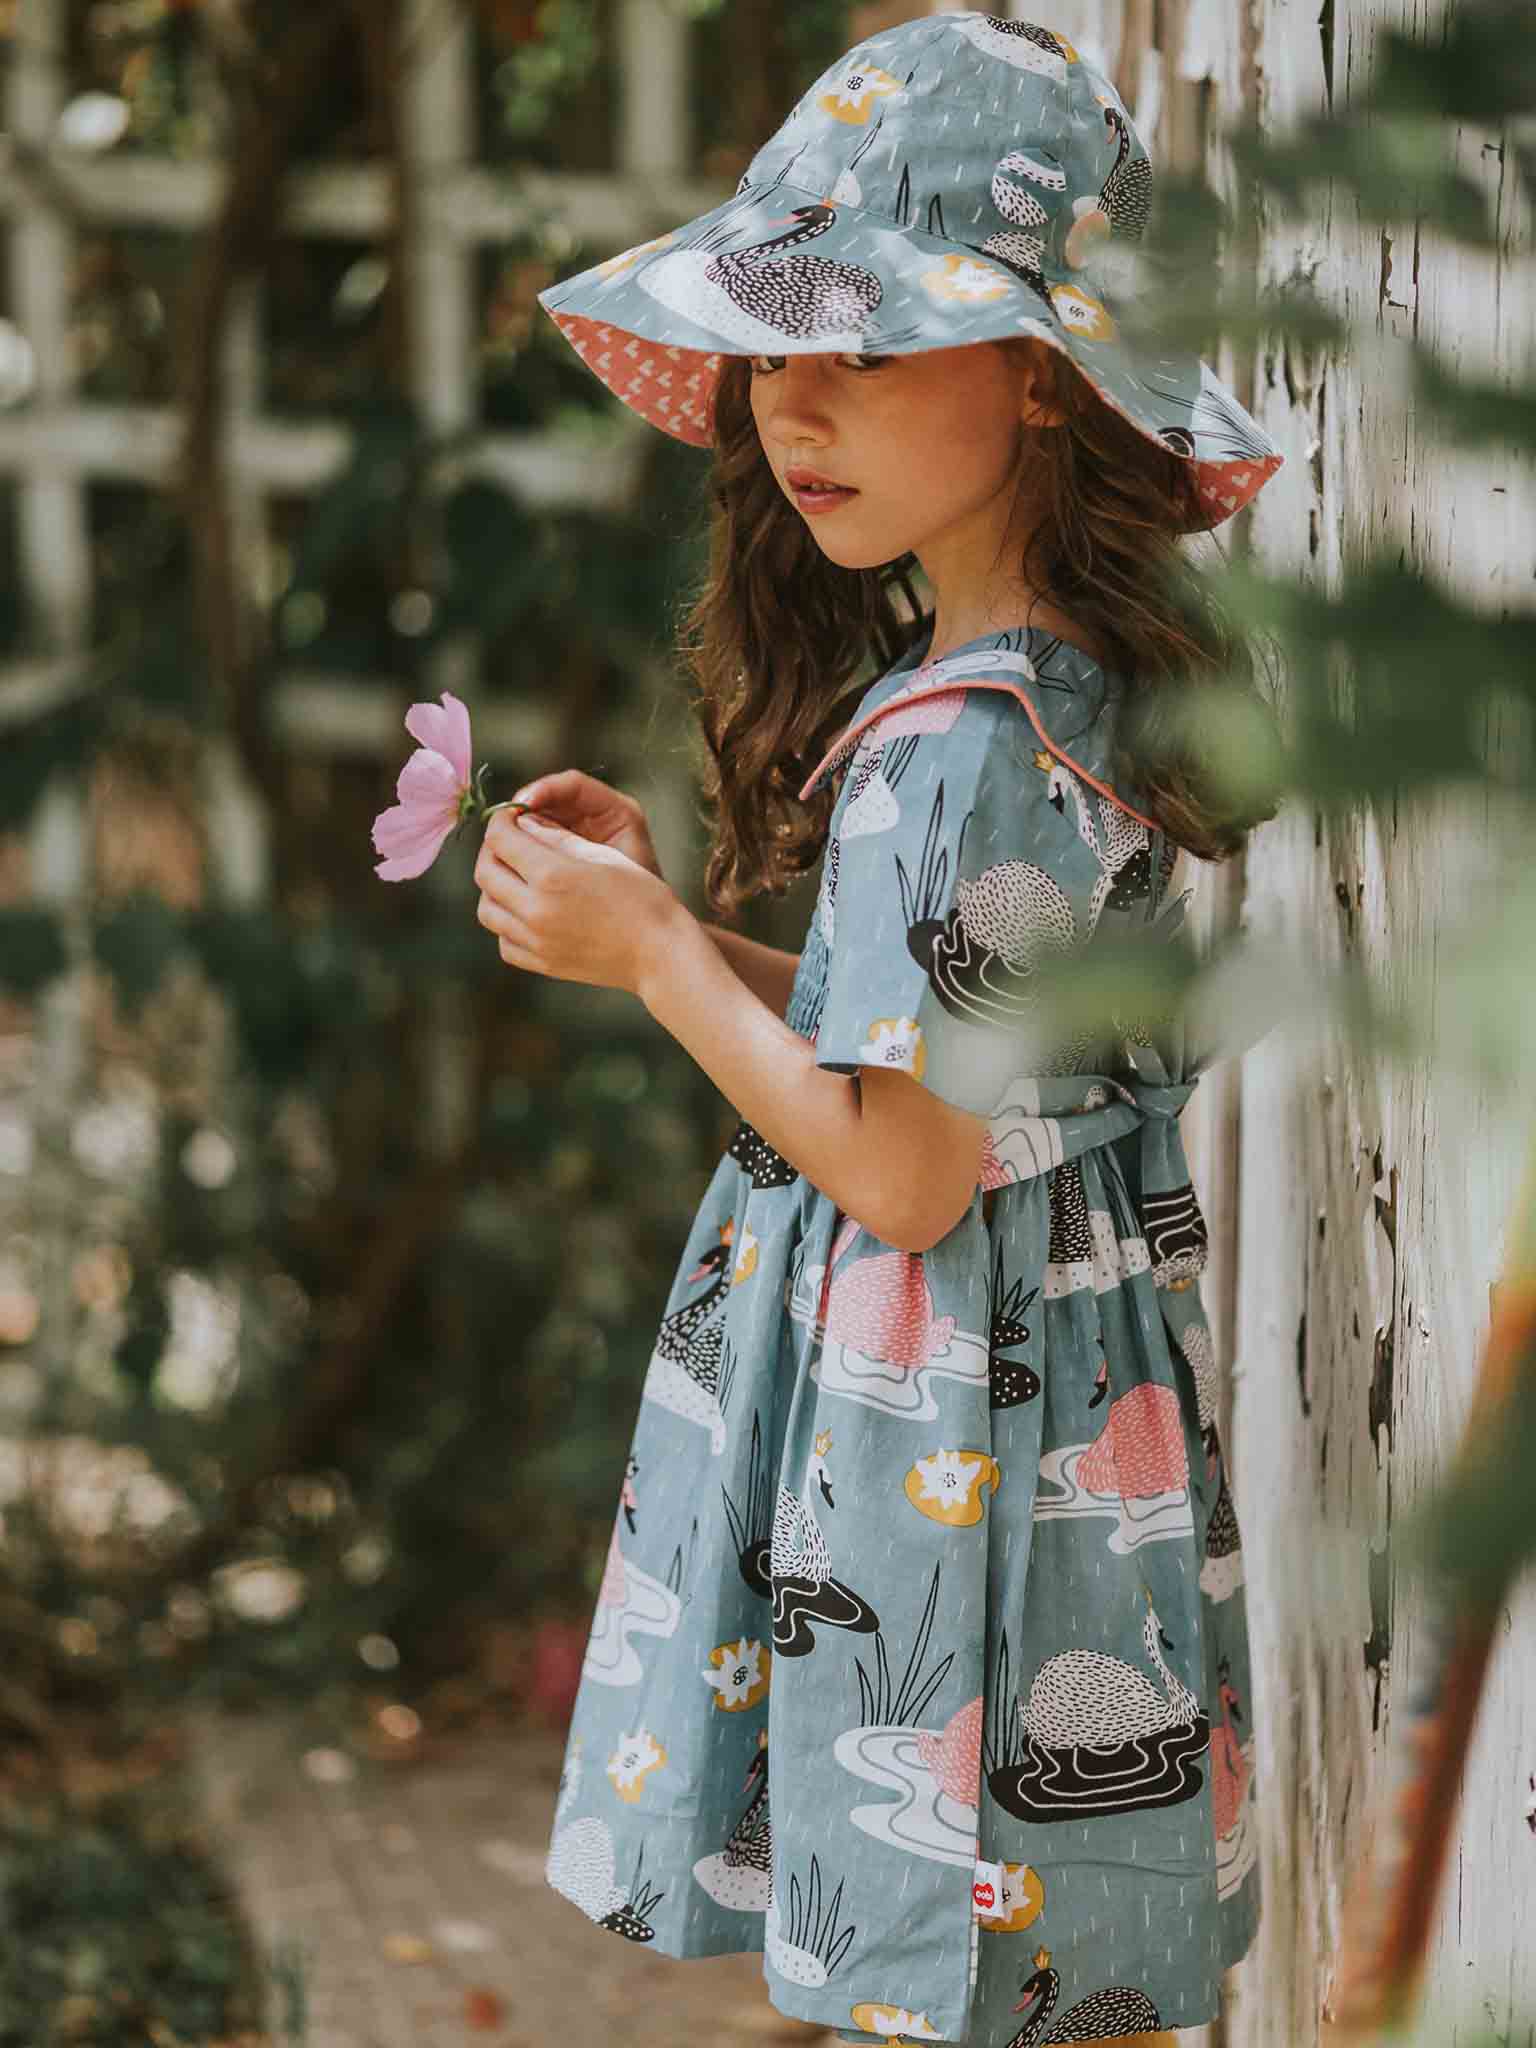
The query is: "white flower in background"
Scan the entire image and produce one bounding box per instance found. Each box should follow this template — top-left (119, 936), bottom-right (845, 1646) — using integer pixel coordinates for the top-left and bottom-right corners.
top-left (181, 1125), bottom-right (237, 1189)
top-left (155, 1270), bottom-right (241, 1412)
top-left (215, 1558), bottom-right (307, 1624)
top-left (56, 92), bottom-right (130, 151)
top-left (71, 1083), bottom-right (158, 1182)
top-left (342, 1533), bottom-right (391, 1584)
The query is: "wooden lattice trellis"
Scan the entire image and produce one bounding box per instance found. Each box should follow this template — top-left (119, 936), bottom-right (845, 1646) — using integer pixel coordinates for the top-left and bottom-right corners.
top-left (0, 0), bottom-right (727, 896)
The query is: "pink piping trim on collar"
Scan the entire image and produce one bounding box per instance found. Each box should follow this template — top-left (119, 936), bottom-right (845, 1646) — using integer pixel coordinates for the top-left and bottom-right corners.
top-left (797, 676), bottom-right (1161, 834)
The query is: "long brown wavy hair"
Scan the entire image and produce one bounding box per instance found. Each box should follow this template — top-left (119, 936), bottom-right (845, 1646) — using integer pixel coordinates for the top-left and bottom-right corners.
top-left (675, 335), bottom-right (1282, 922)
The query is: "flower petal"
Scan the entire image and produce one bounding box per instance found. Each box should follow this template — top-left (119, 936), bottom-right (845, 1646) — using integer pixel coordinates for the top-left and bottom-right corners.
top-left (371, 801), bottom-right (456, 879)
top-left (404, 691), bottom-right (473, 787)
top-left (395, 745), bottom-right (463, 810)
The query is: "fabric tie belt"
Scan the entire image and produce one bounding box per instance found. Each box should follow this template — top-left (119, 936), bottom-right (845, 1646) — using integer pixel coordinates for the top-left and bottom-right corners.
top-left (980, 1064), bottom-right (1206, 1289)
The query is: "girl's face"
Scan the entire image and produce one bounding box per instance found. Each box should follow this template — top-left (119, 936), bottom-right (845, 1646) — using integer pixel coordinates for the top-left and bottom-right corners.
top-left (746, 340), bottom-right (1059, 579)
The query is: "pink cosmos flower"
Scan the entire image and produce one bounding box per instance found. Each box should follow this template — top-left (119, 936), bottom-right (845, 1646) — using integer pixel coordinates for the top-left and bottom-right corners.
top-left (372, 689), bottom-right (524, 880)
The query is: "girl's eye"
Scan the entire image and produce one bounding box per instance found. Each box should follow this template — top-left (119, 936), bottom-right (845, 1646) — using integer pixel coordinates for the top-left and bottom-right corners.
top-left (747, 352), bottom-right (889, 374)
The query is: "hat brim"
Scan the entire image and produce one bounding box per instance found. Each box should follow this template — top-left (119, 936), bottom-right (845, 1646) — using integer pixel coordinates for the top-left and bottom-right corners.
top-left (536, 176), bottom-right (1282, 534)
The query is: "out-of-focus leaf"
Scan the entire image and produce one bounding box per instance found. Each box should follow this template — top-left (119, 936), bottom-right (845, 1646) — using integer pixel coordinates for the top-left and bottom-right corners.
top-left (1228, 113), bottom-right (1499, 247)
top-left (1373, 0), bottom-right (1536, 121)
top-left (92, 892), bottom-right (185, 1019)
top-left (285, 402), bottom-right (424, 591)
top-left (1408, 343), bottom-right (1536, 453)
top-left (439, 479), bottom-right (543, 642)
top-left (0, 909), bottom-right (67, 995)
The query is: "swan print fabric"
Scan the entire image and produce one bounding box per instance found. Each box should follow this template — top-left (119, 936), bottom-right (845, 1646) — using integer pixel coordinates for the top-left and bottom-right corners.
top-left (536, 12), bottom-right (1284, 534)
top-left (544, 626), bottom-right (1259, 2046)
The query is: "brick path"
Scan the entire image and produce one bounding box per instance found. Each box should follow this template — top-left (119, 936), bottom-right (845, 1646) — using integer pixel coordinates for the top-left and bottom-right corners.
top-left (184, 1708), bottom-right (838, 2048)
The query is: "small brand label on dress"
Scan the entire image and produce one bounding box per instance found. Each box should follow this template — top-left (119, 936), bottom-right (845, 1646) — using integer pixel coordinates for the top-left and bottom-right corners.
top-left (972, 1857), bottom-right (1006, 1918)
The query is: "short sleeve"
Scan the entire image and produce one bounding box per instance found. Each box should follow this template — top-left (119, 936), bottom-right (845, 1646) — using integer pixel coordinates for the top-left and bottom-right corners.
top-left (810, 686), bottom-right (1150, 1118)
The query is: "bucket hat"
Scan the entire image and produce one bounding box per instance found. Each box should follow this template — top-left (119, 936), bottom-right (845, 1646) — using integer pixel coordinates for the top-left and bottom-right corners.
top-left (536, 11), bottom-right (1283, 532)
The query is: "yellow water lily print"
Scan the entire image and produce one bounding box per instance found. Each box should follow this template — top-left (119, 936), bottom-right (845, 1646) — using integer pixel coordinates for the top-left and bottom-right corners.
top-left (1048, 280), bottom-right (1118, 340)
top-left (921, 252), bottom-right (1018, 307)
top-left (702, 1635), bottom-right (770, 1712)
top-left (904, 1448), bottom-right (1003, 1527)
top-left (817, 60), bottom-right (904, 125)
top-left (857, 1015), bottom-right (926, 1081)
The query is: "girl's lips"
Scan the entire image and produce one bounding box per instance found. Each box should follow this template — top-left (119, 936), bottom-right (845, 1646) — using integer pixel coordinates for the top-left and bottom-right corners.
top-left (792, 481), bottom-right (859, 516)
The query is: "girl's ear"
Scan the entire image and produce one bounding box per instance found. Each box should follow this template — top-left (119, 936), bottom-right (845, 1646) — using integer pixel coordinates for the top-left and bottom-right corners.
top-left (1003, 335), bottom-right (1070, 430)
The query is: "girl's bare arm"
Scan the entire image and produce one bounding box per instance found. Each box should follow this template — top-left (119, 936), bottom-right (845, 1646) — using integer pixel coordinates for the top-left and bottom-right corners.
top-left (700, 923), bottom-right (801, 1019)
top-left (638, 905), bottom-right (985, 1255)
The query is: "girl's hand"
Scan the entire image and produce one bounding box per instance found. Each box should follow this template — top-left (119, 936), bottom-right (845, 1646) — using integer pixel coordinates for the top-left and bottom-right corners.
top-left (494, 771), bottom-right (664, 880)
top-left (474, 807), bottom-right (682, 997)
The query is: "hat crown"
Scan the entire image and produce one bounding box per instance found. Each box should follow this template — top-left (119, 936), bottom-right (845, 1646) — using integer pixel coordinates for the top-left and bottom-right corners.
top-left (735, 13), bottom-right (1152, 290)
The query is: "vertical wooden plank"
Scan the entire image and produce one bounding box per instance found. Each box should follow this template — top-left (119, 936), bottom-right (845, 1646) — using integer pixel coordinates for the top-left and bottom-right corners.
top-left (1224, 0), bottom-right (1536, 2041)
top-left (9, 0), bottom-right (94, 1399)
top-left (7, 0), bottom-right (88, 650)
top-left (402, 0), bottom-right (479, 1167)
top-left (617, 0), bottom-right (690, 180)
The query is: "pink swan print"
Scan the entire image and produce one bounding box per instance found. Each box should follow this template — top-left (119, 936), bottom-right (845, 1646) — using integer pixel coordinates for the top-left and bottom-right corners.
top-left (580, 1514), bottom-right (683, 1688)
top-left (1034, 1370), bottom-right (1195, 1554)
top-left (915, 1695), bottom-right (983, 1807)
top-left (1211, 1655), bottom-right (1259, 1898)
top-left (797, 1212), bottom-right (990, 1421)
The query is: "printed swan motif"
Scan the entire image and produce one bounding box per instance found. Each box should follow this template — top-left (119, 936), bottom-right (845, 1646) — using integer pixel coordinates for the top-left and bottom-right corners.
top-left (692, 1727), bottom-right (772, 1912)
top-left (914, 1695), bottom-right (984, 1807)
top-left (768, 1426), bottom-right (880, 1656)
top-left (821, 1213), bottom-right (957, 1363)
top-left (988, 1591), bottom-right (1210, 1823)
top-left (643, 1221), bottom-right (740, 1453)
top-left (771, 1428), bottom-right (835, 1583)
top-left (1028, 1591), bottom-right (1198, 1746)
top-left (635, 197), bottom-right (881, 350)
top-left (1006, 1945), bottom-right (1163, 2048)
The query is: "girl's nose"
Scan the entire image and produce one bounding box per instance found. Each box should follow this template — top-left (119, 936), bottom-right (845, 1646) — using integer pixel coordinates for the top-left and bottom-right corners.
top-left (759, 359), bottom-right (836, 439)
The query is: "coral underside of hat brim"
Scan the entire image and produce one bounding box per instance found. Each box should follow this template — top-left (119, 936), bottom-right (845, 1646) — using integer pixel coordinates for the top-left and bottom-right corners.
top-left (541, 306), bottom-right (1281, 532)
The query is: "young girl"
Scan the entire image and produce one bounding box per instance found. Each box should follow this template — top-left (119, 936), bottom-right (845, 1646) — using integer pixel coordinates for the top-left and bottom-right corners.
top-left (474, 15), bottom-right (1284, 2045)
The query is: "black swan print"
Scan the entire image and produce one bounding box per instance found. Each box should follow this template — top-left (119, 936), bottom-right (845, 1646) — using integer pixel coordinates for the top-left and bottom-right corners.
top-left (954, 16), bottom-right (1080, 78)
top-left (693, 1726), bottom-right (772, 1913)
top-left (636, 158), bottom-right (882, 350)
top-left (643, 1217), bottom-right (747, 1453)
top-left (990, 1230), bottom-right (1041, 1407)
top-left (770, 1427), bottom-right (880, 1656)
top-left (1006, 1946), bottom-right (1163, 2048)
top-left (985, 1592), bottom-right (1209, 1823)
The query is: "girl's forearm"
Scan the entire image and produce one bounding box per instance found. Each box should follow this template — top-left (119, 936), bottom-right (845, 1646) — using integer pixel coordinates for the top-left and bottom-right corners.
top-left (640, 904), bottom-right (916, 1250)
top-left (700, 921), bottom-right (802, 1019)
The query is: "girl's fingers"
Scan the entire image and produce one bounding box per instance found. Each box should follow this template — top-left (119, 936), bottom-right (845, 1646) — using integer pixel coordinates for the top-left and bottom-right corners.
top-left (476, 893), bottom-right (529, 944)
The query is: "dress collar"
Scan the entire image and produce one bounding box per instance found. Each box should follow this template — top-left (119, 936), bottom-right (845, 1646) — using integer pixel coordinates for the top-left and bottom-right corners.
top-left (797, 627), bottom-right (1159, 833)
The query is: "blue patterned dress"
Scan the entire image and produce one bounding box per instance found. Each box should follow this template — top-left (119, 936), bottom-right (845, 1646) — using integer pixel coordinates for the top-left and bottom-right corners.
top-left (544, 624), bottom-right (1257, 2047)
